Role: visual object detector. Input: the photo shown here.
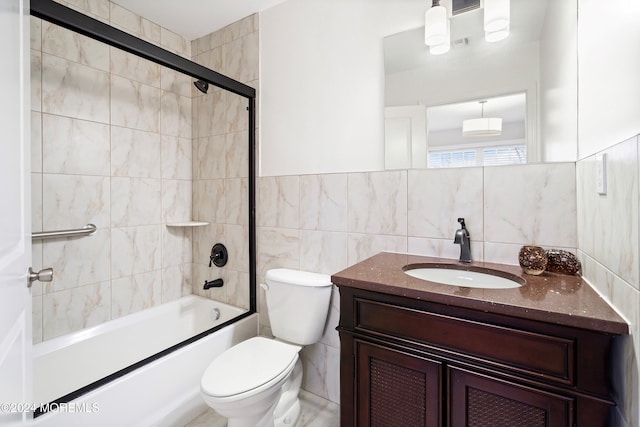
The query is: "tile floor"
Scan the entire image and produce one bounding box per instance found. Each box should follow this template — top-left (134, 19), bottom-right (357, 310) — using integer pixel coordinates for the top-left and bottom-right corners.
top-left (184, 390), bottom-right (340, 426)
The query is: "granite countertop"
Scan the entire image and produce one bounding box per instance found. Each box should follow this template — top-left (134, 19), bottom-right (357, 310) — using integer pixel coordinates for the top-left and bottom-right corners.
top-left (331, 252), bottom-right (629, 335)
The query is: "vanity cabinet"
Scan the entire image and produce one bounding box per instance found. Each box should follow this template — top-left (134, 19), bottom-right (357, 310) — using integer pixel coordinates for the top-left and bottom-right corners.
top-left (337, 286), bottom-right (620, 427)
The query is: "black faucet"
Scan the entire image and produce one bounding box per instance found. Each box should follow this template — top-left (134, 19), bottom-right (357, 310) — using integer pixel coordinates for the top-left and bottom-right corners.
top-left (453, 218), bottom-right (472, 263)
top-left (203, 278), bottom-right (224, 290)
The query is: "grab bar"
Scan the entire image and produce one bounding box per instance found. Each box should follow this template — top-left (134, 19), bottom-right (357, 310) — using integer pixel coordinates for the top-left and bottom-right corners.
top-left (32, 224), bottom-right (97, 241)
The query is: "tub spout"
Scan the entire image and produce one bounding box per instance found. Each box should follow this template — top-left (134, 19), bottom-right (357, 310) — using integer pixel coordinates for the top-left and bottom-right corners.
top-left (203, 278), bottom-right (224, 290)
top-left (453, 218), bottom-right (472, 263)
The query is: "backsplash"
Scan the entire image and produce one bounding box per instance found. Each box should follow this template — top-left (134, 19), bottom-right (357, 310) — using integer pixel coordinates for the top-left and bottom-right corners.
top-left (256, 161), bottom-right (577, 403)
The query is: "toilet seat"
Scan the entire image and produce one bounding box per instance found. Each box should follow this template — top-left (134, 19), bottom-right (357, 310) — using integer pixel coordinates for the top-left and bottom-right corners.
top-left (201, 337), bottom-right (300, 399)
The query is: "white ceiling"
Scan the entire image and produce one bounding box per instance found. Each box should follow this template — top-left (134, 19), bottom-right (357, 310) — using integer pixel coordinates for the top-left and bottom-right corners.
top-left (111, 0), bottom-right (287, 41)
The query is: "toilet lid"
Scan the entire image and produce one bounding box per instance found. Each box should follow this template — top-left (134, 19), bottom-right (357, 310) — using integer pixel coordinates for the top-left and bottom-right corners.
top-left (201, 337), bottom-right (300, 398)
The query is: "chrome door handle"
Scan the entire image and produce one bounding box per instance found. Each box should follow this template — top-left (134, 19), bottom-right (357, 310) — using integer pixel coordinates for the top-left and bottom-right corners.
top-left (27, 267), bottom-right (54, 287)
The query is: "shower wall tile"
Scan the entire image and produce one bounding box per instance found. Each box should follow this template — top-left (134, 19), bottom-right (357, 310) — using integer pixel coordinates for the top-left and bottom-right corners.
top-left (348, 171), bottom-right (407, 236)
top-left (194, 179), bottom-right (225, 223)
top-left (225, 93), bottom-right (250, 133)
top-left (161, 136), bottom-right (192, 180)
top-left (110, 177), bottom-right (162, 227)
top-left (160, 27), bottom-right (190, 58)
top-left (226, 14), bottom-right (258, 44)
top-left (408, 168), bottom-right (484, 240)
top-left (194, 90), bottom-right (226, 138)
top-left (225, 178), bottom-right (249, 225)
top-left (42, 281), bottom-right (111, 340)
top-left (111, 270), bottom-right (162, 318)
top-left (57, 0), bottom-right (110, 22)
top-left (110, 48), bottom-right (161, 87)
top-left (31, 51), bottom-right (42, 112)
top-left (225, 225), bottom-right (250, 273)
top-left (225, 131), bottom-right (249, 178)
top-left (111, 126), bottom-right (161, 178)
top-left (31, 112), bottom-right (42, 173)
top-left (161, 91), bottom-right (192, 138)
top-left (258, 176), bottom-right (299, 228)
top-left (195, 136), bottom-right (226, 179)
top-left (31, 174), bottom-right (43, 233)
top-left (161, 68), bottom-right (192, 97)
top-left (42, 114), bottom-right (110, 176)
top-left (162, 227), bottom-right (192, 268)
top-left (162, 179), bottom-right (192, 223)
top-left (42, 174), bottom-right (110, 230)
top-left (221, 31), bottom-right (259, 84)
top-left (109, 2), bottom-right (161, 44)
top-left (42, 54), bottom-right (110, 123)
top-left (42, 22), bottom-right (109, 71)
top-left (111, 225), bottom-right (162, 279)
top-left (192, 223), bottom-right (225, 268)
top-left (111, 75), bottom-right (160, 133)
top-left (224, 270), bottom-right (251, 310)
top-left (193, 47), bottom-right (223, 72)
top-left (162, 264), bottom-right (192, 303)
top-left (42, 229), bottom-right (111, 293)
top-left (484, 162), bottom-right (577, 247)
top-left (299, 174), bottom-right (348, 232)
top-left (31, 17), bottom-right (42, 51)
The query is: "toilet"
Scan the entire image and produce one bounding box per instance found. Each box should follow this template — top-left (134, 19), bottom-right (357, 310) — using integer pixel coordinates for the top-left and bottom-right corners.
top-left (200, 268), bottom-right (333, 427)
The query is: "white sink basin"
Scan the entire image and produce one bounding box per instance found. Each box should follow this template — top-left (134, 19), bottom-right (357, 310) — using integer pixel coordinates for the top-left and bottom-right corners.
top-left (404, 266), bottom-right (523, 289)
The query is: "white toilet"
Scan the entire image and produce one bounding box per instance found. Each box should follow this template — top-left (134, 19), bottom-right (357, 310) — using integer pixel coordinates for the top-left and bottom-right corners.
top-left (200, 268), bottom-right (333, 427)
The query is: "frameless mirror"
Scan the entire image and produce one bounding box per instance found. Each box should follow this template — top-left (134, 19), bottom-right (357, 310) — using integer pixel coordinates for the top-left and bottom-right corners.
top-left (384, 0), bottom-right (577, 169)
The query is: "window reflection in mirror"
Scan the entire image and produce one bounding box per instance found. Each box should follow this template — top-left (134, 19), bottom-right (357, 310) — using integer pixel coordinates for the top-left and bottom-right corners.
top-left (384, 0), bottom-right (577, 169)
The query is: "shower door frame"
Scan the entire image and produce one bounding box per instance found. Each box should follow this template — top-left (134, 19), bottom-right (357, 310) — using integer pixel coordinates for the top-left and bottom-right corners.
top-left (30, 0), bottom-right (257, 412)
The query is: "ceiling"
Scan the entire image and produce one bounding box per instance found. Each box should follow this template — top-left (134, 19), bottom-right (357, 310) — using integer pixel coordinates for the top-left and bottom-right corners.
top-left (111, 0), bottom-right (287, 41)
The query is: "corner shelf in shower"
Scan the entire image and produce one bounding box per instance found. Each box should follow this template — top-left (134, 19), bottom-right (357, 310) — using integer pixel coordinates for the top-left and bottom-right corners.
top-left (166, 221), bottom-right (209, 227)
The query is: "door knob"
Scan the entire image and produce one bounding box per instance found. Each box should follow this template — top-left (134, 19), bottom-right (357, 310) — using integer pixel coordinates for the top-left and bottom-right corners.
top-left (27, 267), bottom-right (54, 287)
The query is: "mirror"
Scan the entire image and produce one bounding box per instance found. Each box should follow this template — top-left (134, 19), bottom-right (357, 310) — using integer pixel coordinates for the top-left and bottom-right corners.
top-left (384, 0), bottom-right (577, 169)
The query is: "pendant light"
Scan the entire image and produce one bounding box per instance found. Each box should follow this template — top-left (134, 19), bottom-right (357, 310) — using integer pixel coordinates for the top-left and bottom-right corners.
top-left (425, 0), bottom-right (450, 55)
top-left (462, 101), bottom-right (502, 137)
top-left (484, 0), bottom-right (510, 42)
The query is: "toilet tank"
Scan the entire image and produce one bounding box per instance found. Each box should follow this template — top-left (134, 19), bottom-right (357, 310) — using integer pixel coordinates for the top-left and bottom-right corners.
top-left (264, 268), bottom-right (333, 346)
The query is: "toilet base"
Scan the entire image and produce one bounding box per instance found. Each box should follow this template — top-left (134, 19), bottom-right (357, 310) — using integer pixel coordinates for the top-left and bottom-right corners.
top-left (273, 358), bottom-right (303, 426)
top-left (274, 398), bottom-right (300, 427)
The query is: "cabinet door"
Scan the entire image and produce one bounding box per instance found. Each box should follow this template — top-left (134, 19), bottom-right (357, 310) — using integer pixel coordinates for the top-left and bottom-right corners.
top-left (355, 340), bottom-right (442, 427)
top-left (449, 366), bottom-right (574, 427)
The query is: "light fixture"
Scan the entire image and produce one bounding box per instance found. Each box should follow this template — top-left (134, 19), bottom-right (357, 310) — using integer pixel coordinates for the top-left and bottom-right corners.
top-left (484, 0), bottom-right (510, 42)
top-left (425, 0), bottom-right (450, 54)
top-left (462, 101), bottom-right (502, 137)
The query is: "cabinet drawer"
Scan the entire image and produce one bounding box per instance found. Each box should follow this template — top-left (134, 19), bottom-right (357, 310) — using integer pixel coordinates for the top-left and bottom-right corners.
top-left (355, 298), bottom-right (575, 385)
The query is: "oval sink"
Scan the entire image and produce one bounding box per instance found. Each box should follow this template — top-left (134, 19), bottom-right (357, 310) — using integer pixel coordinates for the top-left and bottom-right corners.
top-left (404, 264), bottom-right (524, 289)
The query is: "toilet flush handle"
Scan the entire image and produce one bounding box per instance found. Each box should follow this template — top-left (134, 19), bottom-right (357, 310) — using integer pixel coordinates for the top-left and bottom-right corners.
top-left (260, 283), bottom-right (269, 292)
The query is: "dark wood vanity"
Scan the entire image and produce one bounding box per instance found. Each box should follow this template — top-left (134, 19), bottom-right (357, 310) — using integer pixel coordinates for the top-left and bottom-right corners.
top-left (332, 253), bottom-right (628, 427)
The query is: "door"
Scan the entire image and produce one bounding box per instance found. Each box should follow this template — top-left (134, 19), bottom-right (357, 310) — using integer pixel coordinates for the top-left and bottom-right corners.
top-left (0, 0), bottom-right (32, 425)
top-left (449, 366), bottom-right (574, 427)
top-left (356, 340), bottom-right (442, 427)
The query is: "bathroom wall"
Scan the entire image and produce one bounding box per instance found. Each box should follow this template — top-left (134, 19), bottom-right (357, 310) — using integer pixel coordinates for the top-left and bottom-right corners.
top-left (190, 15), bottom-right (258, 310)
top-left (575, 1), bottom-right (640, 426)
top-left (256, 162), bottom-right (576, 403)
top-left (30, 1), bottom-right (194, 343)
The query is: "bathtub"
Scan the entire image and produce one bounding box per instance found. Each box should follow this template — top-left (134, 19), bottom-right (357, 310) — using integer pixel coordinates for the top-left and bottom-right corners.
top-left (30, 295), bottom-right (257, 427)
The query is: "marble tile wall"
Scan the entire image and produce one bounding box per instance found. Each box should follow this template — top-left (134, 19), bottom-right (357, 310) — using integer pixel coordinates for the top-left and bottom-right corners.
top-left (256, 162), bottom-right (577, 404)
top-left (190, 15), bottom-right (258, 310)
top-left (576, 135), bottom-right (640, 427)
top-left (30, 2), bottom-right (194, 343)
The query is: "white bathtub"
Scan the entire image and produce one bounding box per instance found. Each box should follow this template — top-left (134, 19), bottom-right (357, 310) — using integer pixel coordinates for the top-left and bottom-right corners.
top-left (30, 295), bottom-right (257, 427)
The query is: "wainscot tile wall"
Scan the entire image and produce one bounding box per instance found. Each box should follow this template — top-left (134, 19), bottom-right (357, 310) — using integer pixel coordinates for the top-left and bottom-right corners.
top-left (577, 135), bottom-right (640, 427)
top-left (30, 1), bottom-right (194, 343)
top-left (256, 162), bottom-right (577, 404)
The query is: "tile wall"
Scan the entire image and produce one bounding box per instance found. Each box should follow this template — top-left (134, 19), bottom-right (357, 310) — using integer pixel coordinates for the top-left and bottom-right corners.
top-left (190, 15), bottom-right (258, 309)
top-left (30, 1), bottom-right (194, 343)
top-left (256, 162), bottom-right (577, 403)
top-left (576, 135), bottom-right (640, 427)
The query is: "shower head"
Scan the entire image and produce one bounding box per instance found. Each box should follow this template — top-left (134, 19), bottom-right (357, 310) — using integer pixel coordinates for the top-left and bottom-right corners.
top-left (194, 80), bottom-right (209, 94)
